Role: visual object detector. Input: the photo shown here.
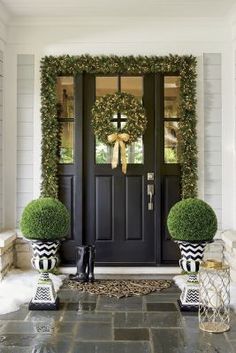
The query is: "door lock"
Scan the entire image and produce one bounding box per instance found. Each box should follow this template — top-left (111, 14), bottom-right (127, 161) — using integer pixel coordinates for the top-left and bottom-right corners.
top-left (147, 172), bottom-right (155, 181)
top-left (147, 184), bottom-right (154, 211)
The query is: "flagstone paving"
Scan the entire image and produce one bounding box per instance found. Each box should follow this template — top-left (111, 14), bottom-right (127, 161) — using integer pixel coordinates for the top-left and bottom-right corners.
top-left (0, 284), bottom-right (235, 352)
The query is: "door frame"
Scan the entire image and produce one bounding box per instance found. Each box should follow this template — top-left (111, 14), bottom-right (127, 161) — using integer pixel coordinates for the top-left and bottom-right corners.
top-left (59, 71), bottom-right (181, 266)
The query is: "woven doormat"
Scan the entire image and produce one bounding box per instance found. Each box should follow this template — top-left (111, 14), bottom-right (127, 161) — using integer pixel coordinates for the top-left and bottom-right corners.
top-left (63, 279), bottom-right (172, 298)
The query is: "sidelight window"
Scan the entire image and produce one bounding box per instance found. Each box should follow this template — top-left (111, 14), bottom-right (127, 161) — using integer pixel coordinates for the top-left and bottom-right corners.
top-left (164, 76), bottom-right (181, 164)
top-left (56, 77), bottom-right (75, 164)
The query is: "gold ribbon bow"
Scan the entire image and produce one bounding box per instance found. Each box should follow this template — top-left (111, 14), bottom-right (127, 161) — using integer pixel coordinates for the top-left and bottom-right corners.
top-left (107, 133), bottom-right (130, 174)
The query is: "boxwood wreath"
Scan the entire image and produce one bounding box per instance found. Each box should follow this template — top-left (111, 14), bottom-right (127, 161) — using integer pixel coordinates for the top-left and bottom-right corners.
top-left (91, 92), bottom-right (147, 174)
top-left (40, 54), bottom-right (197, 199)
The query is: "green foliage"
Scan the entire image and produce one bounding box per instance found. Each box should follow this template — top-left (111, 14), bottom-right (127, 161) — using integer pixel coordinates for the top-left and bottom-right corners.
top-left (41, 54), bottom-right (197, 198)
top-left (91, 92), bottom-right (147, 145)
top-left (20, 197), bottom-right (70, 240)
top-left (167, 198), bottom-right (217, 242)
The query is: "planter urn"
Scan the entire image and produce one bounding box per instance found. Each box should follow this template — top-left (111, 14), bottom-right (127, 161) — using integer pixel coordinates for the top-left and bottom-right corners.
top-left (20, 197), bottom-right (70, 311)
top-left (29, 240), bottom-right (61, 310)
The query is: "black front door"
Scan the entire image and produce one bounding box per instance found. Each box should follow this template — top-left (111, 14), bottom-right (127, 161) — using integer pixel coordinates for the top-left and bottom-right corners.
top-left (58, 73), bottom-right (181, 265)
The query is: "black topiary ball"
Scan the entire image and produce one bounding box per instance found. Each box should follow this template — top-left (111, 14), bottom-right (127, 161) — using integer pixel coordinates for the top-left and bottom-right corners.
top-left (20, 197), bottom-right (70, 241)
top-left (167, 198), bottom-right (217, 242)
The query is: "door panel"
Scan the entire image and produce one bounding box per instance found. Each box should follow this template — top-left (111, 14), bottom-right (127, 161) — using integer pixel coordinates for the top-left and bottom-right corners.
top-left (125, 176), bottom-right (144, 240)
top-left (161, 175), bottom-right (181, 263)
top-left (58, 175), bottom-right (74, 238)
top-left (58, 175), bottom-right (76, 263)
top-left (83, 74), bottom-right (156, 265)
top-left (95, 176), bottom-right (113, 240)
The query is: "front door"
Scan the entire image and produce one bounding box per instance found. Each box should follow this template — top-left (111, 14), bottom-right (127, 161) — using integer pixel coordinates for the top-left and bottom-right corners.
top-left (57, 73), bottom-right (181, 265)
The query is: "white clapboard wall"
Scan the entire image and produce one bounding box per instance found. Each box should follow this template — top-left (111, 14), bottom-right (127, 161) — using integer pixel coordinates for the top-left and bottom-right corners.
top-left (203, 53), bottom-right (222, 230)
top-left (16, 55), bottom-right (34, 226)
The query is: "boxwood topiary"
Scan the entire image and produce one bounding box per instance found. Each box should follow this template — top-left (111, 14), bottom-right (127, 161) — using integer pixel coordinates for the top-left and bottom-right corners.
top-left (20, 197), bottom-right (70, 241)
top-left (167, 198), bottom-right (217, 242)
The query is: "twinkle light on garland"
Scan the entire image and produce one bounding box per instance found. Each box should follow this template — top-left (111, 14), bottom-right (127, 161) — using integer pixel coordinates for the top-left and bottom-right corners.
top-left (40, 54), bottom-right (197, 198)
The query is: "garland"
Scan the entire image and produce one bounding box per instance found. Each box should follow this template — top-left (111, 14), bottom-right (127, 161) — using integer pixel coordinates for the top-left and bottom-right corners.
top-left (40, 54), bottom-right (197, 198)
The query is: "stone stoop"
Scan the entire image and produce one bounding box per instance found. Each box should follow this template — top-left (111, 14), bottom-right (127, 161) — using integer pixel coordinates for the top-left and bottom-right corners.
top-left (0, 231), bottom-right (17, 280)
top-left (14, 231), bottom-right (32, 269)
top-left (222, 230), bottom-right (236, 282)
top-left (13, 235), bottom-right (225, 275)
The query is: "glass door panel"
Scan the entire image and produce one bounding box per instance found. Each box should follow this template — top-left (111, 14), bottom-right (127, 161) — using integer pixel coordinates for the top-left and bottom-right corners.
top-left (121, 76), bottom-right (143, 100)
top-left (164, 121), bottom-right (180, 163)
top-left (121, 76), bottom-right (144, 164)
top-left (56, 77), bottom-right (74, 119)
top-left (163, 75), bottom-right (181, 164)
top-left (57, 76), bottom-right (75, 165)
top-left (96, 76), bottom-right (118, 97)
top-left (164, 76), bottom-right (180, 119)
top-left (95, 75), bottom-right (144, 165)
top-left (59, 122), bottom-right (74, 164)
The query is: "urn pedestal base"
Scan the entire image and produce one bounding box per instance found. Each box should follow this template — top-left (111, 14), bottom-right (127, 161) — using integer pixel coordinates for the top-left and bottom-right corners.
top-left (177, 299), bottom-right (198, 312)
top-left (29, 297), bottom-right (60, 311)
top-left (177, 277), bottom-right (199, 311)
top-left (177, 241), bottom-right (208, 312)
top-left (29, 241), bottom-right (61, 311)
top-left (29, 272), bottom-right (59, 311)
top-left (178, 272), bottom-right (200, 311)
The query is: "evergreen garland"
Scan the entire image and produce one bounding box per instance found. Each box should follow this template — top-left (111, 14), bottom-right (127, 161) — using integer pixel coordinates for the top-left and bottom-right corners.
top-left (40, 54), bottom-right (197, 199)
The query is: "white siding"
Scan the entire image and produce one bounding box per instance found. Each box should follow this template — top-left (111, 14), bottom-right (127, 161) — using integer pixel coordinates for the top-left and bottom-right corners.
top-left (0, 50), bottom-right (3, 229)
top-left (17, 55), bottom-right (34, 226)
top-left (203, 53), bottom-right (222, 230)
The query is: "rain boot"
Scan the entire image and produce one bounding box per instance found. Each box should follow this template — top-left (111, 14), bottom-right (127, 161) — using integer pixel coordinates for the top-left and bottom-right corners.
top-left (69, 246), bottom-right (89, 283)
top-left (88, 245), bottom-right (96, 283)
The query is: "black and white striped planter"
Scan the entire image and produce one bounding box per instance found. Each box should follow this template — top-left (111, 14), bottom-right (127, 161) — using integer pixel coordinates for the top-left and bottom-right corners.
top-left (178, 241), bottom-right (207, 275)
top-left (31, 256), bottom-right (58, 272)
top-left (28, 239), bottom-right (61, 310)
top-left (31, 240), bottom-right (60, 258)
top-left (176, 240), bottom-right (208, 311)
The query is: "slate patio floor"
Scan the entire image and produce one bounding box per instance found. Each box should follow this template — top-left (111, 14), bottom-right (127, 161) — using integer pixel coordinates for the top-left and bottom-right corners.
top-left (0, 284), bottom-right (235, 353)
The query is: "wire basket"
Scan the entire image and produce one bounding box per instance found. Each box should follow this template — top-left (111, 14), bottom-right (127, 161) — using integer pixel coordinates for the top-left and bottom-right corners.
top-left (199, 260), bottom-right (230, 333)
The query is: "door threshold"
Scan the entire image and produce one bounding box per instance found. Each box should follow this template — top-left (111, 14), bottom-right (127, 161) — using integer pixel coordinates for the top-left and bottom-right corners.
top-left (59, 266), bottom-right (181, 279)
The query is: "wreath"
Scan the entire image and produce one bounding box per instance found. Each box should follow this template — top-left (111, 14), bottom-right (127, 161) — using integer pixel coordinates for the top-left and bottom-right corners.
top-left (91, 92), bottom-right (147, 173)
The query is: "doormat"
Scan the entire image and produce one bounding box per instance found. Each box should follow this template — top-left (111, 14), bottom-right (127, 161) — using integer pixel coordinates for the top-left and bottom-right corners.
top-left (63, 279), bottom-right (172, 298)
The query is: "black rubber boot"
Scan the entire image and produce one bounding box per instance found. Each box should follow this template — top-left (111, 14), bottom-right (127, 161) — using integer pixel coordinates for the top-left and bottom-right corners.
top-left (69, 246), bottom-right (89, 283)
top-left (88, 245), bottom-right (96, 283)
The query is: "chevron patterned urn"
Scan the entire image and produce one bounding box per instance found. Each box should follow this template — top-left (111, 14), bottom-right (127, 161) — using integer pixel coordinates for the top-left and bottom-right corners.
top-left (31, 240), bottom-right (60, 259)
top-left (29, 240), bottom-right (60, 311)
top-left (177, 241), bottom-right (208, 311)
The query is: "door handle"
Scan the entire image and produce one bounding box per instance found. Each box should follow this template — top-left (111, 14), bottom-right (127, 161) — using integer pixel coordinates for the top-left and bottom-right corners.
top-left (147, 184), bottom-right (154, 211)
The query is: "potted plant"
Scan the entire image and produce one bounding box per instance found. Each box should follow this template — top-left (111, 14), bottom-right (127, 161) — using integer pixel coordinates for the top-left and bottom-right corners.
top-left (20, 197), bottom-right (70, 310)
top-left (167, 198), bottom-right (217, 311)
